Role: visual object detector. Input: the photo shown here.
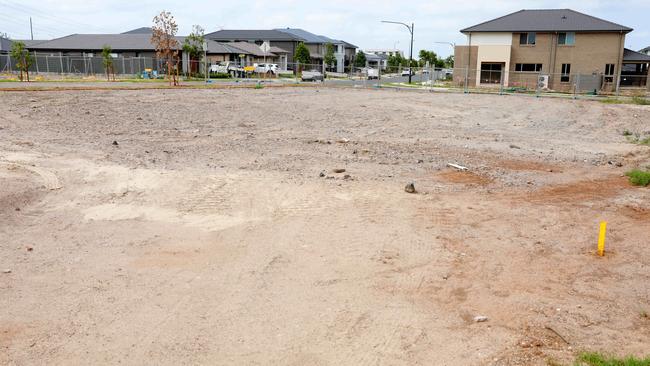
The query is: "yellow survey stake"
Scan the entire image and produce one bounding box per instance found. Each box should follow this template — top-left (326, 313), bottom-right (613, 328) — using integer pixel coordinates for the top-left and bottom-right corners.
top-left (598, 221), bottom-right (607, 256)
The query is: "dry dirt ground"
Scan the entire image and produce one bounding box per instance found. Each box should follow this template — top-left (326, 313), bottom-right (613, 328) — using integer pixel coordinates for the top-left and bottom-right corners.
top-left (1, 87), bottom-right (649, 365)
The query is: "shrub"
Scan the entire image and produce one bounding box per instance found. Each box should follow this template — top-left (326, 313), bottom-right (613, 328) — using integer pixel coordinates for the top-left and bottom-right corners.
top-left (626, 169), bottom-right (650, 186)
top-left (209, 72), bottom-right (230, 79)
top-left (575, 351), bottom-right (650, 366)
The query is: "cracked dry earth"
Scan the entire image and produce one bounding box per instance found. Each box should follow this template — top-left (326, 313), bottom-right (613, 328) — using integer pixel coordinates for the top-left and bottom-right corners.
top-left (1, 87), bottom-right (649, 365)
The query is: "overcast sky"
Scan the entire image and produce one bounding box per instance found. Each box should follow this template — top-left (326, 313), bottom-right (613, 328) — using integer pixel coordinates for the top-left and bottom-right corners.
top-left (1, 0), bottom-right (648, 57)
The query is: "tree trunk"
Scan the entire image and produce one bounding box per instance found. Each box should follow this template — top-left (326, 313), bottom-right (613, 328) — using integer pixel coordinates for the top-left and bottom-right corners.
top-left (167, 59), bottom-right (172, 86)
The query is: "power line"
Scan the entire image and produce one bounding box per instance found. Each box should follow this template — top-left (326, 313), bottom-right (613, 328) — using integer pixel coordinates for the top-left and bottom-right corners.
top-left (0, 0), bottom-right (114, 33)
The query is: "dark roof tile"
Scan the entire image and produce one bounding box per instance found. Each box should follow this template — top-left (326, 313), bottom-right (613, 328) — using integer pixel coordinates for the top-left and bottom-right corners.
top-left (462, 9), bottom-right (632, 33)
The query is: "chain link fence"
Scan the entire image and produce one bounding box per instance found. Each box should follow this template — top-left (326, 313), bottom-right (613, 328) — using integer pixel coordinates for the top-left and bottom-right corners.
top-left (355, 66), bottom-right (649, 97)
top-left (2, 53), bottom-right (648, 99)
top-left (0, 53), bottom-right (170, 76)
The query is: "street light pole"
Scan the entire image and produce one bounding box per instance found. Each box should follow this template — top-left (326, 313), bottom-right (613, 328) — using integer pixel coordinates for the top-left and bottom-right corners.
top-left (382, 20), bottom-right (414, 84)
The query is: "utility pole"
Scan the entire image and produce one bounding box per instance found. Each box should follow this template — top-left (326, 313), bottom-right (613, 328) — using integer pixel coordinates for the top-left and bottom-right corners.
top-left (30, 17), bottom-right (33, 40)
top-left (382, 20), bottom-right (414, 84)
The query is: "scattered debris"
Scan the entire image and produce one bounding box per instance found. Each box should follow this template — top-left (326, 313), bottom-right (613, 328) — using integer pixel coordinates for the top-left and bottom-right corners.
top-left (319, 171), bottom-right (326, 177)
top-left (15, 207), bottom-right (20, 211)
top-left (337, 138), bottom-right (350, 144)
top-left (404, 182), bottom-right (416, 193)
top-left (112, 140), bottom-right (119, 146)
top-left (509, 144), bottom-right (521, 149)
top-left (333, 168), bottom-right (346, 173)
top-left (343, 174), bottom-right (352, 180)
top-left (26, 246), bottom-right (33, 252)
top-left (2, 269), bottom-right (11, 274)
top-left (474, 316), bottom-right (489, 322)
top-left (545, 325), bottom-right (570, 345)
top-left (447, 163), bottom-right (468, 171)
top-left (608, 161), bottom-right (623, 167)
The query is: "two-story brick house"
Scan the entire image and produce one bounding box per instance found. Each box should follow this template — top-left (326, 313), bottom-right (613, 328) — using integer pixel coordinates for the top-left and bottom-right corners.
top-left (454, 9), bottom-right (649, 92)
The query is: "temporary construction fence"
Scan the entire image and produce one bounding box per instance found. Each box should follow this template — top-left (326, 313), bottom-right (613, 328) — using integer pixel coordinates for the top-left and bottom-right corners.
top-left (444, 67), bottom-right (649, 96)
top-left (0, 53), bottom-right (170, 76)
top-left (348, 66), bottom-right (648, 97)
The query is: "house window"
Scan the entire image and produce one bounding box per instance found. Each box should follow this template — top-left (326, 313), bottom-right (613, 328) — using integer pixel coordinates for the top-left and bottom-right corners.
top-left (519, 32), bottom-right (536, 45)
top-left (480, 63), bottom-right (503, 84)
top-left (558, 32), bottom-right (575, 45)
top-left (604, 63), bottom-right (615, 82)
top-left (515, 63), bottom-right (542, 72)
top-left (561, 63), bottom-right (571, 82)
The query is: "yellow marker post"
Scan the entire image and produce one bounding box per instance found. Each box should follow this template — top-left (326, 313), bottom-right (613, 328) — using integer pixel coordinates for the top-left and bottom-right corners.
top-left (598, 221), bottom-right (607, 256)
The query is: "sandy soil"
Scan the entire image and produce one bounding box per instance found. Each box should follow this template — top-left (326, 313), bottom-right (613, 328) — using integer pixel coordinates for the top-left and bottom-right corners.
top-left (1, 87), bottom-right (649, 365)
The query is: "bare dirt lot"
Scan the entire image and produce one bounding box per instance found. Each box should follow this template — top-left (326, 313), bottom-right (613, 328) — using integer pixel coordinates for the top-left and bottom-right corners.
top-left (1, 87), bottom-right (649, 365)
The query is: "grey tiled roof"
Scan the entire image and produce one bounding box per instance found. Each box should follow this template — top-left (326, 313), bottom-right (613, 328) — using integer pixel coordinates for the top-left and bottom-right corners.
top-left (461, 9), bottom-right (632, 33)
top-left (0, 37), bottom-right (13, 52)
top-left (18, 39), bottom-right (48, 47)
top-left (623, 48), bottom-right (650, 62)
top-left (268, 46), bottom-right (289, 54)
top-left (206, 29), bottom-right (305, 41)
top-left (122, 27), bottom-right (153, 34)
top-left (275, 28), bottom-right (327, 43)
top-left (24, 33), bottom-right (249, 55)
top-left (275, 28), bottom-right (358, 48)
top-left (225, 42), bottom-right (275, 57)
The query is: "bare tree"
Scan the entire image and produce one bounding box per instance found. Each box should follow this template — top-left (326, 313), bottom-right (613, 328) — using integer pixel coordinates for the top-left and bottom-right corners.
top-left (151, 11), bottom-right (180, 86)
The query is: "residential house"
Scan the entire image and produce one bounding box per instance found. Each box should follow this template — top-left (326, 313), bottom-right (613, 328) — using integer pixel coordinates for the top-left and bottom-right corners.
top-left (639, 46), bottom-right (650, 55)
top-left (454, 9), bottom-right (648, 92)
top-left (365, 49), bottom-right (404, 70)
top-left (0, 37), bottom-right (12, 53)
top-left (205, 28), bottom-right (357, 72)
top-left (23, 32), bottom-right (249, 74)
top-left (223, 41), bottom-right (290, 70)
top-left (365, 48), bottom-right (404, 57)
top-left (363, 52), bottom-right (388, 70)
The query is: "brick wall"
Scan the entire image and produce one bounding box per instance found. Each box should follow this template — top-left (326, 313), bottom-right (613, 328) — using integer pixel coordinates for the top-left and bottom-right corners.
top-left (509, 32), bottom-right (624, 91)
top-left (453, 45), bottom-right (478, 87)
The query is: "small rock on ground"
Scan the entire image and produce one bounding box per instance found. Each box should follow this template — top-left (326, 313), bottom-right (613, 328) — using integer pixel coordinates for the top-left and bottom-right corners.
top-left (474, 316), bottom-right (488, 322)
top-left (405, 183), bottom-right (416, 193)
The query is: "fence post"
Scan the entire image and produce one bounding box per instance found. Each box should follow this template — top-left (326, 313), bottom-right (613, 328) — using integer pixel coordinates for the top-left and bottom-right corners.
top-left (499, 69), bottom-right (504, 95)
top-left (59, 52), bottom-right (63, 74)
top-left (45, 55), bottom-right (49, 73)
top-left (376, 62), bottom-right (381, 87)
top-left (33, 51), bottom-right (39, 74)
top-left (574, 75), bottom-right (579, 100)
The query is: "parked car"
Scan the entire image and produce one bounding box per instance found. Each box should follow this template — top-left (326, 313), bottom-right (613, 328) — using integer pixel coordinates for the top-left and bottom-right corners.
top-left (421, 69), bottom-right (430, 74)
top-left (210, 62), bottom-right (243, 77)
top-left (366, 68), bottom-right (380, 80)
top-left (254, 63), bottom-right (278, 74)
top-left (301, 70), bottom-right (324, 82)
top-left (401, 68), bottom-right (414, 76)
